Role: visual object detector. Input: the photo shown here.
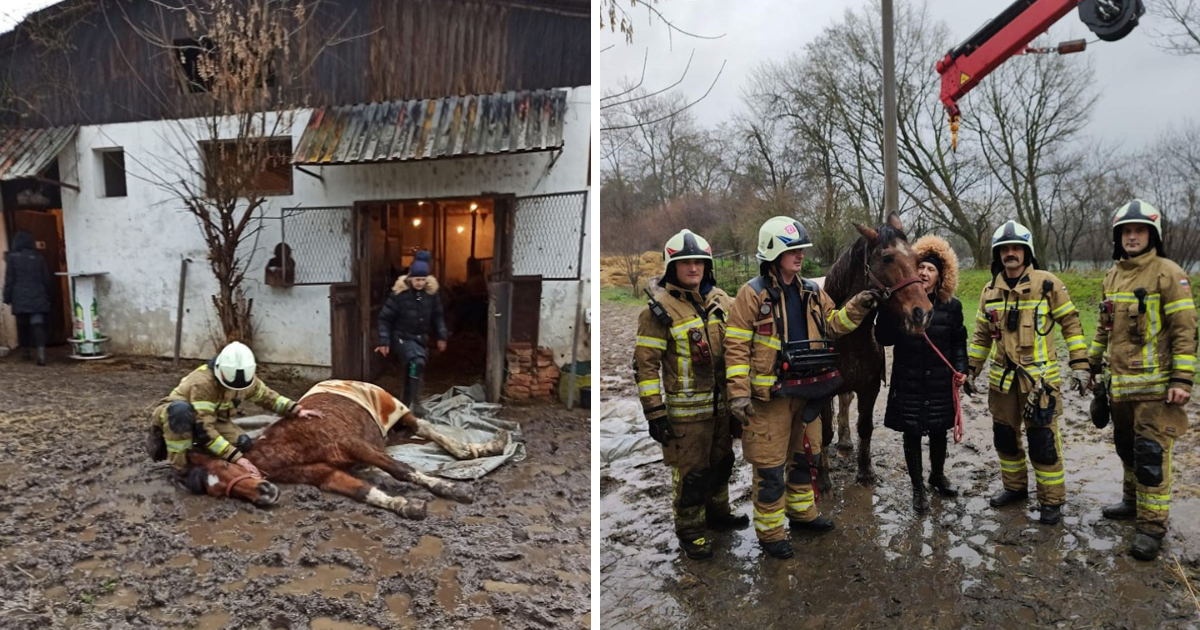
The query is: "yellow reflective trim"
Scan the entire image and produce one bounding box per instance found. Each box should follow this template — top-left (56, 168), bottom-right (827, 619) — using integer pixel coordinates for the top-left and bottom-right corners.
top-left (638, 380), bottom-right (662, 396)
top-left (832, 308), bottom-right (856, 331)
top-left (192, 401), bottom-right (218, 412)
top-left (1164, 299), bottom-right (1195, 315)
top-left (670, 317), bottom-right (703, 336)
top-left (207, 435), bottom-right (231, 455)
top-left (726, 365), bottom-right (750, 378)
top-left (636, 336), bottom-right (668, 350)
top-left (668, 407), bottom-right (712, 419)
top-left (1065, 335), bottom-right (1086, 352)
top-left (1089, 340), bottom-right (1106, 357)
top-left (1051, 301), bottom-right (1077, 318)
top-left (666, 392), bottom-right (714, 404)
top-left (726, 327), bottom-right (753, 341)
top-left (165, 438), bottom-right (192, 453)
top-left (753, 336), bottom-right (782, 351)
top-left (1035, 470), bottom-right (1065, 485)
top-left (976, 311), bottom-right (990, 323)
top-left (753, 508), bottom-right (786, 531)
top-left (751, 375), bottom-right (777, 387)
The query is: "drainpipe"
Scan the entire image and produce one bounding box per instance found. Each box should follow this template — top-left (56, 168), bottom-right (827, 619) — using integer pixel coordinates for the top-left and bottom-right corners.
top-left (173, 257), bottom-right (192, 366)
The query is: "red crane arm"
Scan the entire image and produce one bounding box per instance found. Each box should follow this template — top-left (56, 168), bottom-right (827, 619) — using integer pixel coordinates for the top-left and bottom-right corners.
top-left (936, 0), bottom-right (1082, 117)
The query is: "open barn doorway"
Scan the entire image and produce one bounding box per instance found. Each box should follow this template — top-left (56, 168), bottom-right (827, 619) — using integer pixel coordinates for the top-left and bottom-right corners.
top-left (357, 196), bottom-right (509, 401)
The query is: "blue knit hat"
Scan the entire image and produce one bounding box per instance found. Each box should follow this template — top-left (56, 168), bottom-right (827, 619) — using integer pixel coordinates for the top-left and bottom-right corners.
top-left (409, 250), bottom-right (431, 277)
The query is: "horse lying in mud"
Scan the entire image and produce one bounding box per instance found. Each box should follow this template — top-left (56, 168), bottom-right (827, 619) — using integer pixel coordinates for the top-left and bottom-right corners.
top-left (181, 380), bottom-right (510, 519)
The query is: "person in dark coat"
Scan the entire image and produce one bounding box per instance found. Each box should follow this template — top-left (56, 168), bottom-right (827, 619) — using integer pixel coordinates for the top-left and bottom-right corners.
top-left (875, 235), bottom-right (968, 513)
top-left (3, 231), bottom-right (52, 366)
top-left (374, 251), bottom-right (448, 410)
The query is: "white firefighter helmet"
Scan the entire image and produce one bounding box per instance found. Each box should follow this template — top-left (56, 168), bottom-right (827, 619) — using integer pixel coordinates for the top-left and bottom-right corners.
top-left (991, 220), bottom-right (1035, 257)
top-left (213, 341), bottom-right (256, 391)
top-left (663, 229), bottom-right (713, 264)
top-left (756, 216), bottom-right (812, 262)
top-left (1112, 199), bottom-right (1164, 257)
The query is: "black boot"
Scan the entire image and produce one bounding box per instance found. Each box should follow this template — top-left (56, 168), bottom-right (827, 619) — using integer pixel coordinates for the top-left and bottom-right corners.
top-left (928, 432), bottom-right (959, 497)
top-left (706, 511), bottom-right (750, 531)
top-left (404, 373), bottom-right (423, 413)
top-left (1039, 503), bottom-right (1062, 525)
top-left (789, 515), bottom-right (835, 532)
top-left (33, 321), bottom-right (46, 366)
top-left (903, 433), bottom-right (928, 513)
top-left (1131, 533), bottom-right (1163, 561)
top-left (679, 536), bottom-right (713, 560)
top-left (1102, 499), bottom-right (1136, 520)
top-left (760, 539), bottom-right (794, 559)
top-left (36, 346), bottom-right (45, 366)
top-left (989, 488), bottom-right (1029, 508)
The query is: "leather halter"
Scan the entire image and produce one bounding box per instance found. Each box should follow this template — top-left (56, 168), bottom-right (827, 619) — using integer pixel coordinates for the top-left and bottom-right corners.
top-left (863, 248), bottom-right (922, 301)
top-left (225, 472), bottom-right (260, 498)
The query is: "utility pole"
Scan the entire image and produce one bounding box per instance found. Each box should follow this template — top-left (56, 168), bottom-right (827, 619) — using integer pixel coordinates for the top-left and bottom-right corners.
top-left (882, 0), bottom-right (899, 218)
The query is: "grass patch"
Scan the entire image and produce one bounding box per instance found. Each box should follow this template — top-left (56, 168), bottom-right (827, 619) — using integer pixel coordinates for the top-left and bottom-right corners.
top-left (601, 286), bottom-right (644, 305)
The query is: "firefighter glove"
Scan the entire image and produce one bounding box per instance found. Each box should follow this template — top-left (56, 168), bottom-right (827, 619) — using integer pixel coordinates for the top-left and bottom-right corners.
top-left (648, 416), bottom-right (676, 445)
top-left (730, 397), bottom-right (755, 425)
top-left (961, 373), bottom-right (978, 397)
top-left (1071, 369), bottom-right (1092, 395)
top-left (853, 289), bottom-right (881, 311)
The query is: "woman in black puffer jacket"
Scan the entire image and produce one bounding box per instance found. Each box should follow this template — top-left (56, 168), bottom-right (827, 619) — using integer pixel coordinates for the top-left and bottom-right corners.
top-left (876, 235), bottom-right (967, 513)
top-left (3, 231), bottom-right (52, 365)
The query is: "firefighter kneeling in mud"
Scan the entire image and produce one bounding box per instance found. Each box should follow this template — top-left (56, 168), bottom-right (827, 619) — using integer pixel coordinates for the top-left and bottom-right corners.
top-left (1088, 200), bottom-right (1197, 561)
top-left (726, 217), bottom-right (879, 560)
top-left (634, 229), bottom-right (749, 560)
top-left (966, 220), bottom-right (1089, 525)
top-left (145, 341), bottom-right (322, 476)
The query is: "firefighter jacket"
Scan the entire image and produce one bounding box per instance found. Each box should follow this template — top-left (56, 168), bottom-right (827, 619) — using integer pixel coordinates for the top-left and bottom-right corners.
top-left (967, 269), bottom-right (1088, 394)
top-left (635, 282), bottom-right (733, 423)
top-left (1088, 250), bottom-right (1197, 401)
top-left (154, 363), bottom-right (300, 462)
top-left (724, 273), bottom-right (873, 402)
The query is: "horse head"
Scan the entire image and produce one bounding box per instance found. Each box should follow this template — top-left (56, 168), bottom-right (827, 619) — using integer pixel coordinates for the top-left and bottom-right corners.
top-left (853, 212), bottom-right (932, 335)
top-left (185, 453), bottom-right (280, 508)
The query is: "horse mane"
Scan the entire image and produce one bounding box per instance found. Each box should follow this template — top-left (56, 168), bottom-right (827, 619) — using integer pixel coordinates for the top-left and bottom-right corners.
top-left (823, 222), bottom-right (908, 305)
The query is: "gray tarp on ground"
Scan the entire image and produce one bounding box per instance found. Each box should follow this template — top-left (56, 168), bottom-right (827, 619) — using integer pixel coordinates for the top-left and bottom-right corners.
top-left (599, 399), bottom-right (661, 468)
top-left (234, 384), bottom-right (524, 480)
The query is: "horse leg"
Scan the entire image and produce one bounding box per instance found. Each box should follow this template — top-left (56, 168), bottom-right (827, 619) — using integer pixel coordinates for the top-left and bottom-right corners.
top-left (354, 446), bottom-right (475, 504)
top-left (856, 390), bottom-right (879, 485)
top-left (836, 393), bottom-right (855, 454)
top-left (415, 419), bottom-right (510, 460)
top-left (293, 462), bottom-right (427, 519)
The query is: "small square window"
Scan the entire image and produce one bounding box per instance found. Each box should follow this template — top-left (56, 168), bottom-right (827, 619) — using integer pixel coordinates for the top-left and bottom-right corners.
top-left (99, 149), bottom-right (126, 198)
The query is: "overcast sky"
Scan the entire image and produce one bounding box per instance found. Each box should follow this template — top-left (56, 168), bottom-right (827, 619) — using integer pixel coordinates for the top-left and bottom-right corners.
top-left (600, 0), bottom-right (1198, 152)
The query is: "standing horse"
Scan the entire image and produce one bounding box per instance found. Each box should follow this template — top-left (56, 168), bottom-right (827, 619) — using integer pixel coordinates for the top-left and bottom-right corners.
top-left (821, 213), bottom-right (932, 485)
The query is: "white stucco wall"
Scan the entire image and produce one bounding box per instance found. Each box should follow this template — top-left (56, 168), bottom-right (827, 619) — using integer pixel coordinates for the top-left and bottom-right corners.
top-left (56, 86), bottom-right (591, 367)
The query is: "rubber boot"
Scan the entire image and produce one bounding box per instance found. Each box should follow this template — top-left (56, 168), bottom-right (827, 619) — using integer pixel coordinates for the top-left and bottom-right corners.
top-left (1102, 499), bottom-right (1136, 520)
top-left (1131, 533), bottom-right (1163, 561)
top-left (33, 321), bottom-right (46, 366)
top-left (903, 433), bottom-right (929, 514)
top-left (928, 432), bottom-right (959, 497)
top-left (789, 515), bottom-right (835, 532)
top-left (679, 536), bottom-right (713, 560)
top-left (989, 488), bottom-right (1029, 508)
top-left (1039, 503), bottom-right (1062, 525)
top-left (760, 539), bottom-right (794, 559)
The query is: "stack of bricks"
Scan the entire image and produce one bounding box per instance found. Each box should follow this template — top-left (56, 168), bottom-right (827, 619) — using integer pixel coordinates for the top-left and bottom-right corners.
top-left (504, 343), bottom-right (561, 401)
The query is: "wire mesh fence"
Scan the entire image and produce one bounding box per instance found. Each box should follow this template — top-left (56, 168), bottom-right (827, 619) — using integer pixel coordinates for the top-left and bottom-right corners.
top-left (280, 206), bottom-right (355, 285)
top-left (511, 191), bottom-right (588, 280)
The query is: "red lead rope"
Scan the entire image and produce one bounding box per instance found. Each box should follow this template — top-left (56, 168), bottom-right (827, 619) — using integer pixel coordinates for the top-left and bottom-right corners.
top-left (922, 332), bottom-right (965, 444)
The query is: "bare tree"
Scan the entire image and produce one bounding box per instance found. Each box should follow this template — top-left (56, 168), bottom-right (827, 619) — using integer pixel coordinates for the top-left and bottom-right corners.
top-left (121, 0), bottom-right (348, 343)
top-left (1151, 0), bottom-right (1200, 56)
top-left (971, 45), bottom-right (1098, 262)
top-left (1045, 147), bottom-right (1133, 270)
top-left (1141, 122), bottom-right (1200, 268)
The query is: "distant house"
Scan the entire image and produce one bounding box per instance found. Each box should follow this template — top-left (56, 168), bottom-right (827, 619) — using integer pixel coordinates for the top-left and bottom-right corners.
top-left (0, 0), bottom-right (590, 399)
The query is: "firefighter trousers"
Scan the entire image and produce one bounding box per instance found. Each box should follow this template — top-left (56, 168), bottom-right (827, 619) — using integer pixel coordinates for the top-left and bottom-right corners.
top-left (742, 397), bottom-right (823, 543)
top-left (1111, 399), bottom-right (1188, 538)
top-left (988, 386), bottom-right (1065, 506)
top-left (662, 413), bottom-right (735, 541)
top-left (150, 403), bottom-right (245, 471)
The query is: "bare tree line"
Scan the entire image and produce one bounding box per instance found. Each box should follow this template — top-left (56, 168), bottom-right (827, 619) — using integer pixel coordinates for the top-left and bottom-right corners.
top-left (601, 0), bottom-right (1200, 271)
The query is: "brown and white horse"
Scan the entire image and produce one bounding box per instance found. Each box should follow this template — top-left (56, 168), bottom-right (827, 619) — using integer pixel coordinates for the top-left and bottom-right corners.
top-left (182, 381), bottom-right (509, 518)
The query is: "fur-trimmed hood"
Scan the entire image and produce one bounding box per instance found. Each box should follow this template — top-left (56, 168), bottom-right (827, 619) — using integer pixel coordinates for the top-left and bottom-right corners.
top-left (392, 275), bottom-right (439, 295)
top-left (912, 235), bottom-right (959, 303)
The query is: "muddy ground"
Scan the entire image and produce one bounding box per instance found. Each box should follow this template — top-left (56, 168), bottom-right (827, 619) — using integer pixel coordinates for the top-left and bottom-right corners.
top-left (0, 351), bottom-right (590, 629)
top-left (601, 299), bottom-right (1200, 629)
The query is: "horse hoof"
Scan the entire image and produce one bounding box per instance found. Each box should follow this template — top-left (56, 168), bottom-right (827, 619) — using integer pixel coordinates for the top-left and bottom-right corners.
top-left (836, 440), bottom-right (854, 455)
top-left (400, 500), bottom-right (428, 520)
top-left (856, 469), bottom-right (877, 485)
top-left (452, 488), bottom-right (475, 505)
top-left (254, 481), bottom-right (280, 507)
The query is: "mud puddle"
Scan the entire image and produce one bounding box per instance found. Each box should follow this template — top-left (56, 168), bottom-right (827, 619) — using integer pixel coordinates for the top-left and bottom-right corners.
top-left (599, 300), bottom-right (1200, 629)
top-left (0, 354), bottom-right (590, 629)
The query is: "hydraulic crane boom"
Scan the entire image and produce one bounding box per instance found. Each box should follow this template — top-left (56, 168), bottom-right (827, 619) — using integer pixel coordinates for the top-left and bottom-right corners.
top-left (935, 0), bottom-right (1144, 147)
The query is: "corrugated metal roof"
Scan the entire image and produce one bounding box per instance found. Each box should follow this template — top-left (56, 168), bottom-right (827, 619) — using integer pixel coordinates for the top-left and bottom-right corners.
top-left (293, 89), bottom-right (567, 165)
top-left (0, 126), bottom-right (77, 180)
